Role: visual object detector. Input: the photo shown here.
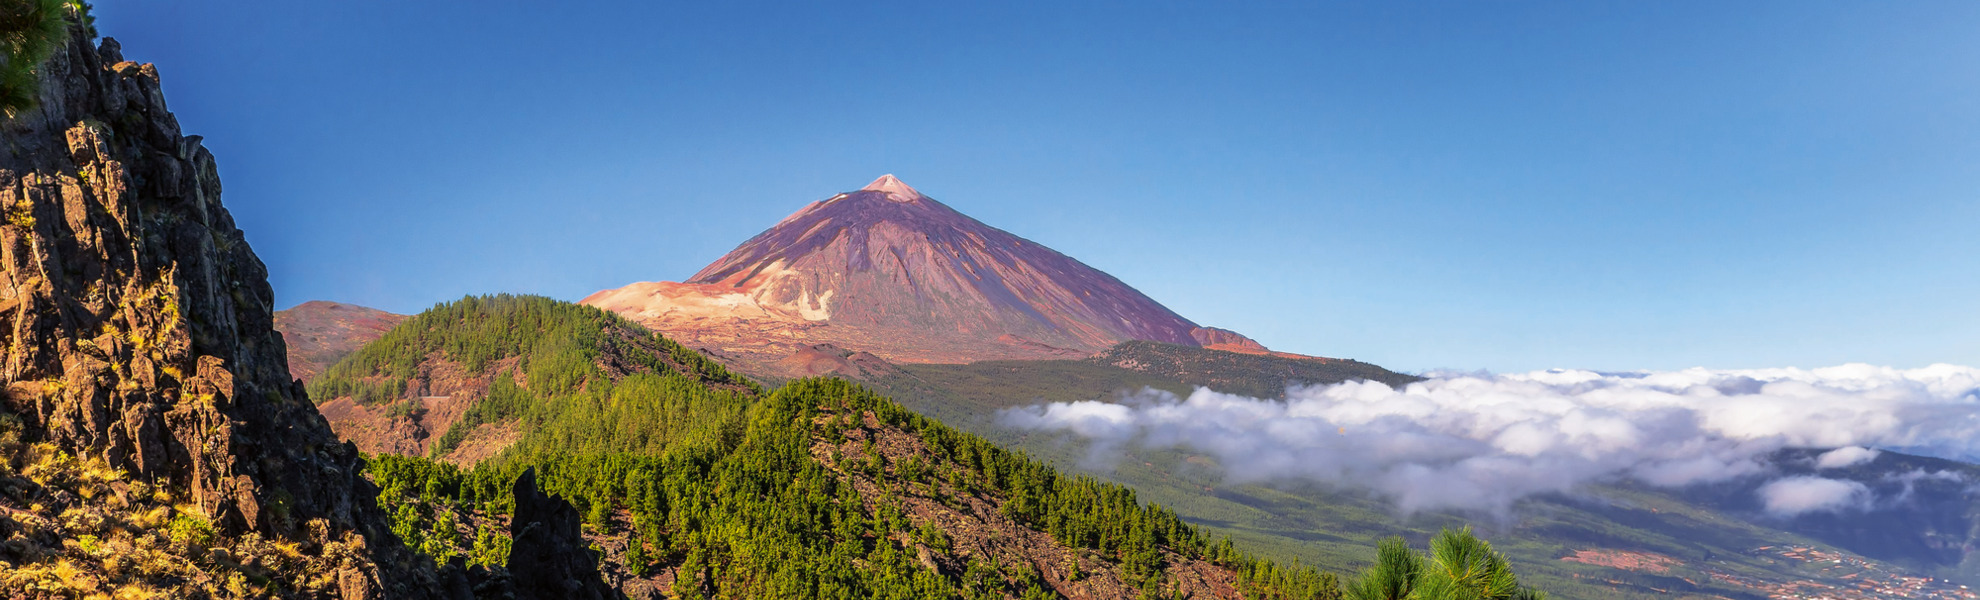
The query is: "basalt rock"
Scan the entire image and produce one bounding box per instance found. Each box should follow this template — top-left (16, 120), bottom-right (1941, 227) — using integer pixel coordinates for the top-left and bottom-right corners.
top-left (507, 468), bottom-right (618, 600)
top-left (0, 17), bottom-right (470, 598)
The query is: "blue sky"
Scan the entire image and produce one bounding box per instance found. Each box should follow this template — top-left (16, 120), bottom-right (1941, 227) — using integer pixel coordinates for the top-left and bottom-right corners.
top-left (90, 1), bottom-right (1979, 373)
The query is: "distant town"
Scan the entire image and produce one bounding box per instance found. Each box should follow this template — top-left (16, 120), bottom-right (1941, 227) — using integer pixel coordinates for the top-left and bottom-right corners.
top-left (1565, 544), bottom-right (1977, 600)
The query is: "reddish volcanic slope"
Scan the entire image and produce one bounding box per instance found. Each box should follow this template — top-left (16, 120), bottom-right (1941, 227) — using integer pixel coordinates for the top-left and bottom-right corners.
top-left (584, 175), bottom-right (1263, 367)
top-left (273, 301), bottom-right (407, 382)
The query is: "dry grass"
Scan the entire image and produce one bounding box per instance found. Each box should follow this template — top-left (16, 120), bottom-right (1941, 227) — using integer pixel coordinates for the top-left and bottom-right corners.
top-left (0, 418), bottom-right (369, 598)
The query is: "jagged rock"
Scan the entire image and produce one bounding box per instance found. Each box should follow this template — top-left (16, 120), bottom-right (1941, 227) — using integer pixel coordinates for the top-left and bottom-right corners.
top-left (4, 16), bottom-right (325, 544)
top-left (507, 468), bottom-right (618, 600)
top-left (0, 15), bottom-right (491, 598)
top-left (1187, 326), bottom-right (1267, 352)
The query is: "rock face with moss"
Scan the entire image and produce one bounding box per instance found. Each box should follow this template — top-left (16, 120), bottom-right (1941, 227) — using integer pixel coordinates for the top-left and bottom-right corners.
top-left (0, 14), bottom-right (458, 598)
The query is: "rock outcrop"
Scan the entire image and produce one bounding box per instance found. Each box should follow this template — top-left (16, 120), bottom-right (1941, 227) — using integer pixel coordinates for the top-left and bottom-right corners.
top-left (771, 343), bottom-right (901, 380)
top-left (0, 18), bottom-right (439, 597)
top-left (507, 468), bottom-right (618, 600)
top-left (0, 15), bottom-right (606, 598)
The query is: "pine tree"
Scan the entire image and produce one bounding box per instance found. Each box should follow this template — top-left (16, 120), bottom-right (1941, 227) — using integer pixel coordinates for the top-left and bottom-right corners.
top-left (0, 0), bottom-right (74, 117)
top-left (624, 531), bottom-right (650, 577)
top-left (1346, 528), bottom-right (1545, 600)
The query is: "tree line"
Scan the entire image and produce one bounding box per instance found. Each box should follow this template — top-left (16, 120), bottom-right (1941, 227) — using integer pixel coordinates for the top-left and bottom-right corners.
top-left (344, 295), bottom-right (1542, 599)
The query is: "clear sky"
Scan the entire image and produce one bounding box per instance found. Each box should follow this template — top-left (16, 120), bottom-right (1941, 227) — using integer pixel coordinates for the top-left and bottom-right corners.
top-left (88, 1), bottom-right (1980, 373)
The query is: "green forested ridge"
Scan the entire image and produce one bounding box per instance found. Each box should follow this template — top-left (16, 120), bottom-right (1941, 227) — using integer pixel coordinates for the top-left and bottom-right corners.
top-left (309, 294), bottom-right (755, 405)
top-left (367, 378), bottom-right (1351, 598)
top-left (335, 295), bottom-right (1542, 598)
top-left (306, 294), bottom-right (758, 459)
top-left (364, 372), bottom-right (1348, 597)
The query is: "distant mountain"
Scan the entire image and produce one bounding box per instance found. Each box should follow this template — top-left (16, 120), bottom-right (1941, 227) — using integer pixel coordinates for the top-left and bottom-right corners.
top-left (583, 175), bottom-right (1283, 372)
top-left (274, 300), bottom-right (406, 382)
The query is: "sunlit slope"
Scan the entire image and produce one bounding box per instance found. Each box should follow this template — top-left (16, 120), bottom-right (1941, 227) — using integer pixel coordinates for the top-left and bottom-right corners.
top-left (315, 295), bottom-right (1369, 598)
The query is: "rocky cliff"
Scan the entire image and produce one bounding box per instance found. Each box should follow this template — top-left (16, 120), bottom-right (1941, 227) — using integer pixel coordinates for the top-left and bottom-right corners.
top-left (0, 15), bottom-right (596, 599)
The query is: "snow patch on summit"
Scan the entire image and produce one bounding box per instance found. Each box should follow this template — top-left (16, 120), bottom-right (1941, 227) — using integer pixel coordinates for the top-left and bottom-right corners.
top-left (861, 174), bottom-right (924, 202)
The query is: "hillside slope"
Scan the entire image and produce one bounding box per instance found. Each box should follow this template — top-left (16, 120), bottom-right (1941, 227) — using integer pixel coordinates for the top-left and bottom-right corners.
top-left (360, 378), bottom-right (1364, 599)
top-left (315, 295), bottom-right (1504, 599)
top-left (274, 301), bottom-right (407, 382)
top-left (306, 295), bottom-right (757, 463)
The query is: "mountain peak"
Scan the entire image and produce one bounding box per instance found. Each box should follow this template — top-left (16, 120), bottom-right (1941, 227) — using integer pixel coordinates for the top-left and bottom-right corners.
top-left (860, 173), bottom-right (924, 201)
top-left (587, 176), bottom-right (1214, 367)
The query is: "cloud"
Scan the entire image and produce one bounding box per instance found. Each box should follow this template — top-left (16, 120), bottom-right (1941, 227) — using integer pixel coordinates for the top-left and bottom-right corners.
top-left (1884, 468), bottom-right (1966, 504)
top-left (998, 363), bottom-right (1980, 515)
top-left (1814, 446), bottom-right (1880, 469)
top-left (1758, 477), bottom-right (1872, 516)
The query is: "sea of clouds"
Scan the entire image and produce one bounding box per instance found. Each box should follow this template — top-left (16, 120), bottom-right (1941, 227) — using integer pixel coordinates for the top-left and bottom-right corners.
top-left (998, 364), bottom-right (1980, 516)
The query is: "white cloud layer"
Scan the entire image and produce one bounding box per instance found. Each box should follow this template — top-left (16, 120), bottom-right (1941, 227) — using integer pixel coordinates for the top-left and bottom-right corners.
top-left (1758, 476), bottom-right (1872, 516)
top-left (1814, 446), bottom-right (1881, 469)
top-left (998, 364), bottom-right (1980, 514)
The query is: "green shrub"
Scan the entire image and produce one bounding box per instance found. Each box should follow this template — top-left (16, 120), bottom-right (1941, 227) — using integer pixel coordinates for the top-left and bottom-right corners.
top-left (166, 512), bottom-right (215, 550)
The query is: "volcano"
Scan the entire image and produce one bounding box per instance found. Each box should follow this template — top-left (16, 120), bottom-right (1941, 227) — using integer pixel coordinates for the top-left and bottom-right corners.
top-left (582, 175), bottom-right (1269, 368)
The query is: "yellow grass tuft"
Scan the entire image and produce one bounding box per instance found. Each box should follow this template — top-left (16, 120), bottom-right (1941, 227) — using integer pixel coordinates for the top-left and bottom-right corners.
top-left (113, 583), bottom-right (161, 600)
